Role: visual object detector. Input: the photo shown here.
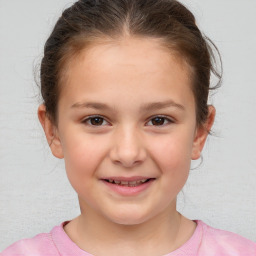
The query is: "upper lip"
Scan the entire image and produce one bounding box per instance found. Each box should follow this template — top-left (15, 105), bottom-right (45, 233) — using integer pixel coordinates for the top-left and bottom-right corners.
top-left (101, 176), bottom-right (154, 182)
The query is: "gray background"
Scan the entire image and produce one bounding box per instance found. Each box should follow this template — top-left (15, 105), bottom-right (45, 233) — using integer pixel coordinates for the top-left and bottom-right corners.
top-left (0, 0), bottom-right (256, 251)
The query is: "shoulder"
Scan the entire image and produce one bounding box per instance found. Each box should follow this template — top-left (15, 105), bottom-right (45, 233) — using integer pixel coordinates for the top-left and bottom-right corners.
top-left (197, 220), bottom-right (256, 256)
top-left (1, 228), bottom-right (58, 256)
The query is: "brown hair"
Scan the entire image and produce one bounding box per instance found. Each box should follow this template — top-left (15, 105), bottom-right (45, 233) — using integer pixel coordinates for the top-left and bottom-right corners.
top-left (40, 0), bottom-right (222, 125)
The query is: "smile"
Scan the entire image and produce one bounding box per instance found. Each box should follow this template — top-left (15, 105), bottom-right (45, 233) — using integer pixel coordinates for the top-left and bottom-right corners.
top-left (104, 179), bottom-right (152, 187)
top-left (101, 177), bottom-right (155, 195)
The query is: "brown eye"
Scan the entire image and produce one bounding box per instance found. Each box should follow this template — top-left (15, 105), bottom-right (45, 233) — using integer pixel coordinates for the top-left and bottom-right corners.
top-left (90, 117), bottom-right (104, 125)
top-left (147, 116), bottom-right (173, 126)
top-left (83, 116), bottom-right (108, 126)
top-left (151, 117), bottom-right (165, 125)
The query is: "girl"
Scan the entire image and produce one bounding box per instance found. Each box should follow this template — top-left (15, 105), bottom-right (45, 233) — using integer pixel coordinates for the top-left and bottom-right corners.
top-left (2, 0), bottom-right (256, 255)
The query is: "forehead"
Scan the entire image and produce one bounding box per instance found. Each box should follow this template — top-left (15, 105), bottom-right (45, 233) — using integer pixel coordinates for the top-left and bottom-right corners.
top-left (60, 37), bottom-right (194, 107)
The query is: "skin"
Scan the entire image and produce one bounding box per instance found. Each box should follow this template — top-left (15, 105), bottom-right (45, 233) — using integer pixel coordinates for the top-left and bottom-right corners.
top-left (38, 37), bottom-right (215, 256)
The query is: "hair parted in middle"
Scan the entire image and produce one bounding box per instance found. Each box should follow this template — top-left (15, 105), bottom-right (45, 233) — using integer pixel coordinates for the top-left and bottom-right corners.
top-left (40, 0), bottom-right (222, 126)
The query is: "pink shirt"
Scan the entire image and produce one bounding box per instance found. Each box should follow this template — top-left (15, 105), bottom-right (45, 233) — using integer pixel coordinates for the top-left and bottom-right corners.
top-left (2, 220), bottom-right (256, 255)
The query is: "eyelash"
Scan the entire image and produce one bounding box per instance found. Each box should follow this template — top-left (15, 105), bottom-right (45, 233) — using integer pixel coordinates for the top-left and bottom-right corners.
top-left (146, 115), bottom-right (174, 126)
top-left (82, 115), bottom-right (109, 126)
top-left (81, 115), bottom-right (174, 127)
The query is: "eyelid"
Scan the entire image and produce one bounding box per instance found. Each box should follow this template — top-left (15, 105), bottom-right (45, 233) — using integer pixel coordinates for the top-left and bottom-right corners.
top-left (145, 115), bottom-right (175, 126)
top-left (81, 115), bottom-right (111, 126)
top-left (81, 114), bottom-right (175, 127)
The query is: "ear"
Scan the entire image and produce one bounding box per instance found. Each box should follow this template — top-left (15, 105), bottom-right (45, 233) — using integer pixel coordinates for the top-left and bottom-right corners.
top-left (38, 104), bottom-right (64, 159)
top-left (191, 106), bottom-right (216, 160)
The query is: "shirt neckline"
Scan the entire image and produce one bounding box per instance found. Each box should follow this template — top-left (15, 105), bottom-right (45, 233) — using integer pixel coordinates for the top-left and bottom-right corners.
top-left (51, 220), bottom-right (203, 256)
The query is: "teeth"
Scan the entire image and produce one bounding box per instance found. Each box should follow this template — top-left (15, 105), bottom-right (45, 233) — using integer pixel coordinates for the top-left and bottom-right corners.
top-left (107, 179), bottom-right (150, 186)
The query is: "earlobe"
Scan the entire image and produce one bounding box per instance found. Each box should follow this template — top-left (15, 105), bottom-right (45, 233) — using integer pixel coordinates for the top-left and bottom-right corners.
top-left (191, 106), bottom-right (216, 160)
top-left (38, 104), bottom-right (64, 159)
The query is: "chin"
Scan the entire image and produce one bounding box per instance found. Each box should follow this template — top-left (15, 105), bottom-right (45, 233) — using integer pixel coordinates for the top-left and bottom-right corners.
top-left (113, 218), bottom-right (148, 226)
top-left (115, 218), bottom-right (145, 226)
top-left (106, 209), bottom-right (154, 226)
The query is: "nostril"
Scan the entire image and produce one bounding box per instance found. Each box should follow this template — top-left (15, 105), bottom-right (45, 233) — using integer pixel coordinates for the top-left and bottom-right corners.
top-left (109, 138), bottom-right (147, 168)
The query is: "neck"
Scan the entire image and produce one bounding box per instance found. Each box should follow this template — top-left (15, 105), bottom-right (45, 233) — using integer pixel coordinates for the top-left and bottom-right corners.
top-left (64, 202), bottom-right (195, 256)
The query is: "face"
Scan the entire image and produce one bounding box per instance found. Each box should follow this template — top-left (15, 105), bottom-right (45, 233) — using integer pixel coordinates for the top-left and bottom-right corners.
top-left (39, 37), bottom-right (213, 225)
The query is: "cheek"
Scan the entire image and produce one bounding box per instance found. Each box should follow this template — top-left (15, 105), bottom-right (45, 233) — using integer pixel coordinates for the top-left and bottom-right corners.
top-left (150, 134), bottom-right (193, 167)
top-left (156, 143), bottom-right (191, 196)
top-left (147, 132), bottom-right (193, 186)
top-left (61, 134), bottom-right (108, 192)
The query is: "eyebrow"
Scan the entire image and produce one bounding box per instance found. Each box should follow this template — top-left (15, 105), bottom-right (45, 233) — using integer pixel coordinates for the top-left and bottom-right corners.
top-left (71, 100), bottom-right (185, 111)
top-left (71, 102), bottom-right (112, 110)
top-left (141, 100), bottom-right (185, 111)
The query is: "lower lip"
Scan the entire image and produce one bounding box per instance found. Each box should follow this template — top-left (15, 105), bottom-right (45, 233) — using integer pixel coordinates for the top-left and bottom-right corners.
top-left (102, 179), bottom-right (155, 196)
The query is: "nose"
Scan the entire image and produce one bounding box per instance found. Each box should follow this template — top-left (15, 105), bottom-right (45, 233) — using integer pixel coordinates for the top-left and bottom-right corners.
top-left (109, 126), bottom-right (147, 168)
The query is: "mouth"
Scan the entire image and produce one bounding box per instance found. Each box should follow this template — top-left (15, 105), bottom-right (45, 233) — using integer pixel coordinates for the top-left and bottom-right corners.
top-left (103, 178), bottom-right (154, 187)
top-left (101, 177), bottom-right (155, 196)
